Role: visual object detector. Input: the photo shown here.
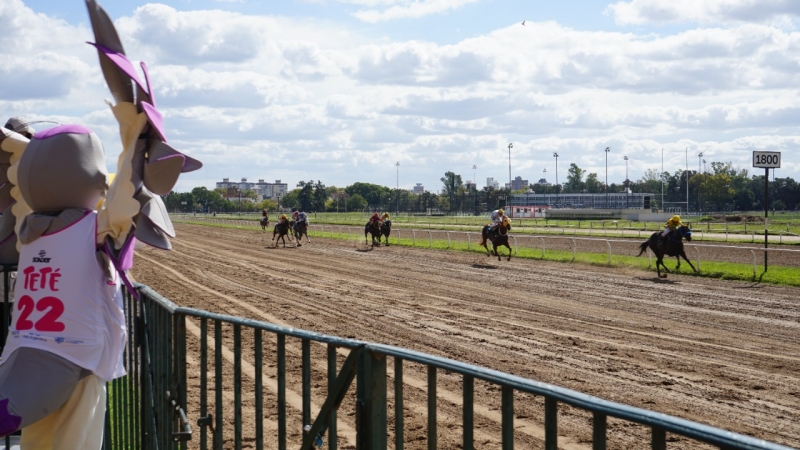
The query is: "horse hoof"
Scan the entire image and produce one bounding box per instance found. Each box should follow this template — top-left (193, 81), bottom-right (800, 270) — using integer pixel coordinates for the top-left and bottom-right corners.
top-left (297, 243), bottom-right (302, 247)
top-left (659, 274), bottom-right (667, 278)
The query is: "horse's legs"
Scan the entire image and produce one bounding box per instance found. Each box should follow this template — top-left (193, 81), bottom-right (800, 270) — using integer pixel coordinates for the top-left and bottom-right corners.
top-left (504, 243), bottom-right (512, 261)
top-left (656, 256), bottom-right (671, 277)
top-left (492, 243), bottom-right (501, 261)
top-left (679, 252), bottom-right (698, 273)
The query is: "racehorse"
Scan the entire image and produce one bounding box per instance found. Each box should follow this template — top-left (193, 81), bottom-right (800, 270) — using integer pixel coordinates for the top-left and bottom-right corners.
top-left (272, 220), bottom-right (293, 247)
top-left (637, 225), bottom-right (697, 278)
top-left (260, 215), bottom-right (270, 232)
top-left (293, 220), bottom-right (311, 246)
top-left (480, 217), bottom-right (512, 261)
top-left (380, 220), bottom-right (392, 246)
top-left (365, 220), bottom-right (382, 246)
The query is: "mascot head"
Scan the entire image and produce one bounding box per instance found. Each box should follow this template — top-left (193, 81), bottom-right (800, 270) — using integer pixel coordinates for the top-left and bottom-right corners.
top-left (19, 125), bottom-right (108, 212)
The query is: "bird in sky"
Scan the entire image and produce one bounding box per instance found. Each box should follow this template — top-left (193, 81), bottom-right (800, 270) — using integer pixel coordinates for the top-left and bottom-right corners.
top-left (522, 20), bottom-right (525, 26)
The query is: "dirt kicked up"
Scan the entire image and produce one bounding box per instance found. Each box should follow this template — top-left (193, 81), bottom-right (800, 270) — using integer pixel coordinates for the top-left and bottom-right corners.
top-left (132, 223), bottom-right (800, 450)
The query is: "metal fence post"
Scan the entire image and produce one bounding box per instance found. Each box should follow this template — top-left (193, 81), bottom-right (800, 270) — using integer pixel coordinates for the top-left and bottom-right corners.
top-left (694, 247), bottom-right (701, 271)
top-left (356, 348), bottom-right (387, 450)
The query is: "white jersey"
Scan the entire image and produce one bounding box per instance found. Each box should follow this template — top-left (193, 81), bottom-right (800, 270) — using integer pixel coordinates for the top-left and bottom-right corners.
top-left (1, 211), bottom-right (126, 382)
top-left (490, 210), bottom-right (504, 224)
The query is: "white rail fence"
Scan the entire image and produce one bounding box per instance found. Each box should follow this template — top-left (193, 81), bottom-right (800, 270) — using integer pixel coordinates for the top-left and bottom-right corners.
top-left (171, 216), bottom-right (800, 277)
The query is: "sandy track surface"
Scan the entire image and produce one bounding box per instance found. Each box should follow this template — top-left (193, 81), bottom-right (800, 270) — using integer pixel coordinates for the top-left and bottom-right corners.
top-left (132, 224), bottom-right (800, 449)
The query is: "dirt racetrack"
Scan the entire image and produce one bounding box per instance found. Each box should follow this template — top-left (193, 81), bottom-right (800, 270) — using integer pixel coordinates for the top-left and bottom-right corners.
top-left (132, 223), bottom-right (800, 449)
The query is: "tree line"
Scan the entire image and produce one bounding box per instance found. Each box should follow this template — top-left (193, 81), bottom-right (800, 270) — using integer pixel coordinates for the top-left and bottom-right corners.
top-left (163, 161), bottom-right (799, 214)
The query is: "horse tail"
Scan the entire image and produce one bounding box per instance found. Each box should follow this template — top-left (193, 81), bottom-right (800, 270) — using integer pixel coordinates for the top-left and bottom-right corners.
top-left (637, 240), bottom-right (649, 256)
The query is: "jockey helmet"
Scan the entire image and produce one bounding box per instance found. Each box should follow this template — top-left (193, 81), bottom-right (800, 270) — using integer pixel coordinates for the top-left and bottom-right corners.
top-left (382, 212), bottom-right (390, 219)
top-left (671, 215), bottom-right (681, 223)
top-left (293, 211), bottom-right (299, 217)
top-left (280, 214), bottom-right (287, 220)
top-left (498, 209), bottom-right (504, 215)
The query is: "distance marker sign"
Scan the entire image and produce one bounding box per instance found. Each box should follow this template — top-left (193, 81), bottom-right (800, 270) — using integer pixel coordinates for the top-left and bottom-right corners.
top-left (753, 151), bottom-right (781, 168)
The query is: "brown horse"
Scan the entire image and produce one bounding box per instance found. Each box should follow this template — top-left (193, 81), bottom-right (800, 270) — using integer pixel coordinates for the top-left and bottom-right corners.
top-left (480, 218), bottom-right (512, 261)
top-left (260, 209), bottom-right (270, 231)
top-left (293, 220), bottom-right (311, 246)
top-left (365, 220), bottom-right (382, 246)
top-left (272, 219), bottom-right (293, 247)
top-left (380, 220), bottom-right (392, 246)
top-left (637, 225), bottom-right (697, 278)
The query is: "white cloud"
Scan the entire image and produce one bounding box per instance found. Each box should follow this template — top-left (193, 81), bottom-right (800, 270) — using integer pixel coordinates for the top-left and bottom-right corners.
top-left (350, 0), bottom-right (480, 23)
top-left (607, 0), bottom-right (800, 25)
top-left (2, 1), bottom-right (800, 189)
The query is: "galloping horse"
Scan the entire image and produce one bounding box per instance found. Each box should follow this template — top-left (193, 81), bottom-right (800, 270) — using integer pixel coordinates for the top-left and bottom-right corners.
top-left (480, 218), bottom-right (512, 261)
top-left (272, 220), bottom-right (293, 247)
top-left (637, 225), bottom-right (697, 278)
top-left (380, 220), bottom-right (392, 246)
top-left (364, 220), bottom-right (382, 246)
top-left (293, 220), bottom-right (311, 246)
top-left (260, 213), bottom-right (270, 232)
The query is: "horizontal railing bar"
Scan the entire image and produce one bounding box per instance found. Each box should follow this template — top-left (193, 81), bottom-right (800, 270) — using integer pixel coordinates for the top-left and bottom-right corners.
top-left (137, 288), bottom-right (794, 450)
top-left (174, 308), bottom-right (366, 348)
top-left (369, 344), bottom-right (793, 450)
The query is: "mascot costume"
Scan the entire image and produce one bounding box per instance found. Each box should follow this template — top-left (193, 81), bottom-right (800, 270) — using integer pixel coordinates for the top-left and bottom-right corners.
top-left (0, 0), bottom-right (201, 447)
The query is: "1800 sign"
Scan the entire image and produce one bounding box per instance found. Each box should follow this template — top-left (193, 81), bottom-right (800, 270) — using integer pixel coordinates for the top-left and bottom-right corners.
top-left (752, 151), bottom-right (781, 168)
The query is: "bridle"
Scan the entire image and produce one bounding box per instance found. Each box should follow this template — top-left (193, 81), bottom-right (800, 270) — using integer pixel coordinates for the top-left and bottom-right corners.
top-left (497, 219), bottom-right (509, 236)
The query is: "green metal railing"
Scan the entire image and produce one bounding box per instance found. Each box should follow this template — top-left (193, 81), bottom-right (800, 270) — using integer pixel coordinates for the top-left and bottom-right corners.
top-left (133, 284), bottom-right (792, 450)
top-left (0, 271), bottom-right (795, 449)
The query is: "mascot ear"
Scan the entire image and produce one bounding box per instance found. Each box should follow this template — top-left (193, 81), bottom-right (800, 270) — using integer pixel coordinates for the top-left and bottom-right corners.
top-left (0, 127), bottom-right (32, 260)
top-left (85, 0), bottom-right (134, 105)
top-left (0, 206), bottom-right (18, 265)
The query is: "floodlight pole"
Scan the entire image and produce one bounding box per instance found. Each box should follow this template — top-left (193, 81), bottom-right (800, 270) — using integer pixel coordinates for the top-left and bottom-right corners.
top-left (624, 156), bottom-right (628, 209)
top-left (685, 147), bottom-right (689, 213)
top-left (604, 147), bottom-right (610, 208)
top-left (508, 143), bottom-right (513, 189)
top-left (553, 152), bottom-right (559, 207)
top-left (698, 152), bottom-right (703, 213)
top-left (396, 161), bottom-right (400, 213)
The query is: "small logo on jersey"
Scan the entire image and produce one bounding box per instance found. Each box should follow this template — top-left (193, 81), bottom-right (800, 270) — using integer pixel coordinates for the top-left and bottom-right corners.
top-left (55, 337), bottom-right (65, 344)
top-left (32, 250), bottom-right (51, 263)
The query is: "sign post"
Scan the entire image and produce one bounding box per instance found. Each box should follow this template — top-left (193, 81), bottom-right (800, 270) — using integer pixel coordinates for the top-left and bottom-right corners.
top-left (753, 151), bottom-right (781, 272)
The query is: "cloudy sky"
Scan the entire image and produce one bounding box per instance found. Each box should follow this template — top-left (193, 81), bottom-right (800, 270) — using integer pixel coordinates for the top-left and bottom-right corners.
top-left (2, 0), bottom-right (799, 192)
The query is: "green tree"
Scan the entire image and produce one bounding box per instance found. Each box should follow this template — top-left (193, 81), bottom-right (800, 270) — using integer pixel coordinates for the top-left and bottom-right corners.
top-left (346, 193), bottom-right (367, 211)
top-left (565, 163), bottom-right (586, 193)
top-left (313, 180), bottom-right (327, 212)
top-left (440, 171), bottom-right (464, 212)
top-left (345, 182), bottom-right (391, 208)
top-left (296, 181), bottom-right (314, 211)
top-left (280, 189), bottom-right (300, 209)
top-left (585, 173), bottom-right (601, 193)
top-left (255, 199), bottom-right (278, 211)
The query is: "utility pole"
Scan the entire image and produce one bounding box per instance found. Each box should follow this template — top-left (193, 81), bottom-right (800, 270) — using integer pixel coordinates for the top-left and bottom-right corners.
top-left (553, 152), bottom-right (559, 207)
top-left (624, 155), bottom-right (629, 209)
top-left (604, 147), bottom-right (610, 208)
top-left (685, 147), bottom-right (689, 213)
top-left (698, 152), bottom-right (703, 212)
top-left (396, 161), bottom-right (400, 213)
top-left (508, 143), bottom-right (513, 190)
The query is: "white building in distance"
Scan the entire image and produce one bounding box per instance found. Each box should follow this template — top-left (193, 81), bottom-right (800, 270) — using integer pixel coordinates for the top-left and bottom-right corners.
top-left (216, 178), bottom-right (288, 201)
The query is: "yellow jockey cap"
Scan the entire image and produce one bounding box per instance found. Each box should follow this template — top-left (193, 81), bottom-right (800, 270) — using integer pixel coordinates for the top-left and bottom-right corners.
top-left (498, 209), bottom-right (504, 215)
top-left (671, 215), bottom-right (681, 223)
top-left (382, 212), bottom-right (390, 219)
top-left (280, 214), bottom-right (287, 220)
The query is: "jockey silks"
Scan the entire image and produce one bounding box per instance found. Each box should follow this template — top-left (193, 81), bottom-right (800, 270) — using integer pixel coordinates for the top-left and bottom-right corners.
top-left (1, 211), bottom-right (126, 382)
